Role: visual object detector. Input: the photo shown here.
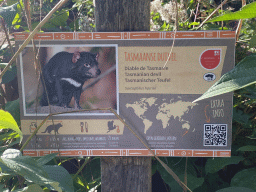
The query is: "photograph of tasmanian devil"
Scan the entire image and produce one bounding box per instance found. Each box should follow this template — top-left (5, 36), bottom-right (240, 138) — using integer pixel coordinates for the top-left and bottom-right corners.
top-left (40, 51), bottom-right (101, 109)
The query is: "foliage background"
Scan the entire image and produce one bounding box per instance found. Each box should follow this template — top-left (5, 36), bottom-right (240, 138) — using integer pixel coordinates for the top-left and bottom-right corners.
top-left (0, 0), bottom-right (256, 191)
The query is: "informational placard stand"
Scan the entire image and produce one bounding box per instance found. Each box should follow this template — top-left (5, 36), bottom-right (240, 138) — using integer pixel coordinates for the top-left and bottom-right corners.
top-left (15, 31), bottom-right (235, 157)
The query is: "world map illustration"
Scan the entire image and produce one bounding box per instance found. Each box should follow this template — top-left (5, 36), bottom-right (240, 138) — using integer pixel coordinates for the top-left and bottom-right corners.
top-left (126, 97), bottom-right (198, 134)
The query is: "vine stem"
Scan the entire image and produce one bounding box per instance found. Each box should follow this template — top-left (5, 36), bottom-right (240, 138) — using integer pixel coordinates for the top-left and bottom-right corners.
top-left (72, 157), bottom-right (90, 179)
top-left (0, 18), bottom-right (14, 55)
top-left (24, 0), bottom-right (41, 80)
top-left (235, 0), bottom-right (246, 42)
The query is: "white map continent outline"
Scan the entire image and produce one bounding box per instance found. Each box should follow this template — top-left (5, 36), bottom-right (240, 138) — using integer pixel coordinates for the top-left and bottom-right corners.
top-left (126, 97), bottom-right (197, 134)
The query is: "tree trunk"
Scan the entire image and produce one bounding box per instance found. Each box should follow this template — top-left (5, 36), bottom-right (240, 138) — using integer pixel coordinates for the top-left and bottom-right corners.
top-left (101, 157), bottom-right (151, 192)
top-left (95, 0), bottom-right (151, 191)
top-left (95, 0), bottom-right (150, 32)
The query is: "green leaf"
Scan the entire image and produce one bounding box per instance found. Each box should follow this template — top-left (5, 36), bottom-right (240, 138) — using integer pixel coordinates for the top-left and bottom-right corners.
top-left (159, 21), bottom-right (167, 31)
top-left (0, 110), bottom-right (22, 142)
top-left (193, 172), bottom-right (229, 191)
top-left (231, 168), bottom-right (256, 190)
top-left (72, 174), bottom-right (84, 188)
top-left (36, 153), bottom-right (59, 166)
top-left (12, 11), bottom-right (21, 25)
top-left (247, 129), bottom-right (256, 139)
top-left (152, 160), bottom-right (157, 176)
top-left (1, 156), bottom-right (49, 179)
top-left (14, 184), bottom-right (44, 192)
top-left (232, 109), bottom-right (251, 125)
top-left (6, 0), bottom-right (17, 5)
top-left (218, 27), bottom-right (228, 30)
top-left (2, 65), bottom-right (17, 84)
top-left (5, 99), bottom-right (20, 126)
top-left (189, 22), bottom-right (200, 28)
top-left (0, 132), bottom-right (18, 142)
top-left (168, 173), bottom-right (204, 192)
top-left (0, 140), bottom-right (20, 152)
top-left (0, 3), bottom-right (19, 27)
top-left (51, 11), bottom-right (69, 27)
top-left (69, 19), bottom-right (79, 31)
top-left (237, 145), bottom-right (256, 151)
top-left (0, 184), bottom-right (5, 190)
top-left (208, 2), bottom-right (256, 22)
top-left (157, 157), bottom-right (197, 177)
top-left (72, 174), bottom-right (88, 191)
top-left (82, 158), bottom-right (101, 188)
top-left (0, 173), bottom-right (16, 183)
top-left (157, 157), bottom-right (201, 191)
top-left (188, 0), bottom-right (194, 9)
top-left (193, 53), bottom-right (256, 103)
top-left (0, 156), bottom-right (61, 191)
top-left (249, 35), bottom-right (256, 48)
top-left (43, 165), bottom-right (74, 192)
top-left (205, 157), bottom-right (244, 174)
top-left (12, 1), bottom-right (23, 26)
top-left (216, 187), bottom-right (256, 192)
top-left (0, 159), bottom-right (13, 173)
top-left (242, 85), bottom-right (256, 100)
top-left (43, 10), bottom-right (69, 29)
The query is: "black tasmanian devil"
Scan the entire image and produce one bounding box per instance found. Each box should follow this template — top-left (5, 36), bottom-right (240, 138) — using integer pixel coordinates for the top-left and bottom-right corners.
top-left (40, 51), bottom-right (101, 109)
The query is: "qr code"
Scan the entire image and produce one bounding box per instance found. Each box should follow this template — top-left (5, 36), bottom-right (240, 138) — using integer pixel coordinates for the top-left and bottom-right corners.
top-left (204, 124), bottom-right (227, 146)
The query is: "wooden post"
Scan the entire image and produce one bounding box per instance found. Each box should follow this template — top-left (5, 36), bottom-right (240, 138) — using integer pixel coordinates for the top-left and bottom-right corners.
top-left (94, 0), bottom-right (152, 191)
top-left (95, 0), bottom-right (150, 32)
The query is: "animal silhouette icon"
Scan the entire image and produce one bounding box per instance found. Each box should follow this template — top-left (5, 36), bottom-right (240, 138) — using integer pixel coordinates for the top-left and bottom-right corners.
top-left (42, 123), bottom-right (63, 134)
top-left (107, 120), bottom-right (117, 133)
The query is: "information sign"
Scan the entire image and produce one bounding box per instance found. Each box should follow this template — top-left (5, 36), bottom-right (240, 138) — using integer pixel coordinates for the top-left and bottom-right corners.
top-left (15, 31), bottom-right (235, 157)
